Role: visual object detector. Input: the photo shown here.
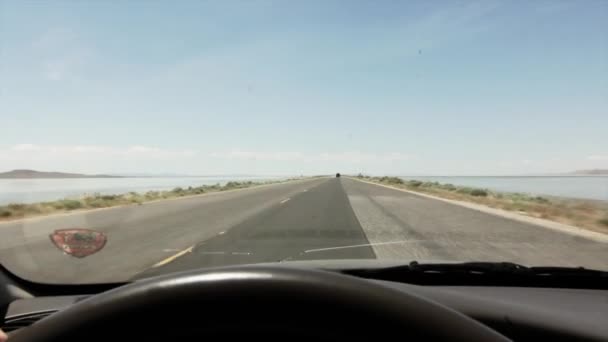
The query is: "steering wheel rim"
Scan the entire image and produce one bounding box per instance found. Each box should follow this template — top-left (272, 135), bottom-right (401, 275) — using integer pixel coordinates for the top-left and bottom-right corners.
top-left (10, 265), bottom-right (509, 341)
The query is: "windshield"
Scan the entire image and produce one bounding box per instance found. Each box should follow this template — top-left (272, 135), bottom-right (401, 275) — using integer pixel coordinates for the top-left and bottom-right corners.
top-left (1, 1), bottom-right (607, 284)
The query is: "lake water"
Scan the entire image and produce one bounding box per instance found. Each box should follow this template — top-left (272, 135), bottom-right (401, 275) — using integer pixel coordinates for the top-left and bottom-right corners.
top-left (0, 176), bottom-right (285, 205)
top-left (2, 176), bottom-right (607, 205)
top-left (401, 176), bottom-right (608, 201)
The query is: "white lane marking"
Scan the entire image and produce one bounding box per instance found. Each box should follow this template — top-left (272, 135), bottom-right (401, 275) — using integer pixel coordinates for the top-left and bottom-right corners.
top-left (304, 240), bottom-right (426, 253)
top-left (231, 252), bottom-right (252, 256)
top-left (280, 198), bottom-right (290, 204)
top-left (303, 189), bottom-right (308, 192)
top-left (218, 231), bottom-right (225, 235)
top-left (153, 245), bottom-right (194, 267)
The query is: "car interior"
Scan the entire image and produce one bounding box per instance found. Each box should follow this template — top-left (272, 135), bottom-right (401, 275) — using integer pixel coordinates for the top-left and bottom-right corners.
top-left (2, 260), bottom-right (607, 341)
top-left (2, 0), bottom-right (607, 341)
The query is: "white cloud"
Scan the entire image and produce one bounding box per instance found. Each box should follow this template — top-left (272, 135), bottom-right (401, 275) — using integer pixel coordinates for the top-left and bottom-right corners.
top-left (209, 150), bottom-right (304, 161)
top-left (534, 1), bottom-right (573, 14)
top-left (3, 145), bottom-right (603, 176)
top-left (209, 150), bottom-right (411, 163)
top-left (124, 145), bottom-right (196, 157)
top-left (3, 145), bottom-right (409, 164)
top-left (0, 144), bottom-right (200, 174)
top-left (0, 145), bottom-right (411, 175)
top-left (44, 61), bottom-right (68, 81)
top-left (32, 28), bottom-right (76, 50)
top-left (11, 144), bottom-right (42, 152)
top-left (42, 51), bottom-right (91, 81)
top-left (30, 28), bottom-right (92, 81)
top-left (1, 144), bottom-right (196, 160)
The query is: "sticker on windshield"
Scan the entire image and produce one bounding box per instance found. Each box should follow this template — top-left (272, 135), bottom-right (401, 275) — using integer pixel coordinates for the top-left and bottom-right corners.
top-left (50, 228), bottom-right (107, 258)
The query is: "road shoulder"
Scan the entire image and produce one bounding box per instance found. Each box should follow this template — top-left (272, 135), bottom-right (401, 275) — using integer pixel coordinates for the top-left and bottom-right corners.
top-left (0, 177), bottom-right (319, 226)
top-left (348, 178), bottom-right (608, 243)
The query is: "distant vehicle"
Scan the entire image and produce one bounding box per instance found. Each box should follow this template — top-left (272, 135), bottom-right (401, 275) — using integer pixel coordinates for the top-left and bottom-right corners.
top-left (336, 173), bottom-right (341, 178)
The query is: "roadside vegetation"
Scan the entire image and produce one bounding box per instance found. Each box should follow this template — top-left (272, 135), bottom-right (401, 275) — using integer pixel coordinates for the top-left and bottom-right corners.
top-left (355, 174), bottom-right (608, 234)
top-left (0, 179), bottom-right (299, 221)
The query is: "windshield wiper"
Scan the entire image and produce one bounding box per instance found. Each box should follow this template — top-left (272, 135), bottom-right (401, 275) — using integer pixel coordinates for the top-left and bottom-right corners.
top-left (343, 261), bottom-right (608, 289)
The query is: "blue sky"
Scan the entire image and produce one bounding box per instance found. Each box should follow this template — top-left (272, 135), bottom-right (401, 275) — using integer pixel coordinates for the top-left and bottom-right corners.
top-left (1, 0), bottom-right (607, 175)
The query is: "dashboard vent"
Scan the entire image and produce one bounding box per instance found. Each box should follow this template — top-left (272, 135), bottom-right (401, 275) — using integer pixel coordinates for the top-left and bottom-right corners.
top-left (1, 310), bottom-right (56, 333)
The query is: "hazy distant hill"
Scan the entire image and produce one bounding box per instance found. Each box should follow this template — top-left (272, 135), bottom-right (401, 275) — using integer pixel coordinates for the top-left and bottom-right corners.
top-left (570, 169), bottom-right (608, 175)
top-left (0, 169), bottom-right (122, 179)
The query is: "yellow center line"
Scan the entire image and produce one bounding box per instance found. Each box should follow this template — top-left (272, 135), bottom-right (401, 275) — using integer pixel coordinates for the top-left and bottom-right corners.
top-left (152, 245), bottom-right (194, 268)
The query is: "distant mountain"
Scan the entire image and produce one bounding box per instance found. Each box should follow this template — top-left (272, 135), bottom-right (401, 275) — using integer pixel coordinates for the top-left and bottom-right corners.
top-left (570, 169), bottom-right (608, 175)
top-left (0, 169), bottom-right (122, 179)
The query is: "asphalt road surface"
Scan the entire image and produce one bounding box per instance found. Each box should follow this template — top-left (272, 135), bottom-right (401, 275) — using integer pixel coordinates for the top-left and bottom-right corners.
top-left (0, 177), bottom-right (606, 283)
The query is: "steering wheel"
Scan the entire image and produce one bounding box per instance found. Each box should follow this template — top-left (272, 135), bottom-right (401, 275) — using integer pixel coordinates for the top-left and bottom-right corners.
top-left (10, 266), bottom-right (509, 341)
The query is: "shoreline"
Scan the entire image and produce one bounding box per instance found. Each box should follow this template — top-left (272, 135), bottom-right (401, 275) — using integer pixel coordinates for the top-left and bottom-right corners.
top-left (353, 176), bottom-right (608, 235)
top-left (0, 176), bottom-right (288, 206)
top-left (397, 175), bottom-right (608, 202)
top-left (0, 178), bottom-right (307, 223)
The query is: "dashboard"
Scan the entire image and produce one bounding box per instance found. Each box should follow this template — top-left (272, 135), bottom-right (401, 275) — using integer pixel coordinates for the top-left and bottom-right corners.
top-left (3, 274), bottom-right (608, 341)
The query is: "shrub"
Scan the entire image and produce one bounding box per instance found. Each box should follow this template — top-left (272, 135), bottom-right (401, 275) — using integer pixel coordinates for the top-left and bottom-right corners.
top-left (172, 187), bottom-right (184, 193)
top-left (130, 198), bottom-right (143, 204)
top-left (101, 195), bottom-right (117, 201)
top-left (87, 199), bottom-right (109, 208)
top-left (0, 209), bottom-right (11, 217)
top-left (470, 189), bottom-right (488, 197)
top-left (145, 191), bottom-right (160, 199)
top-left (456, 187), bottom-right (474, 194)
top-left (389, 177), bottom-right (404, 184)
top-left (599, 218), bottom-right (608, 227)
top-left (224, 181), bottom-right (246, 189)
top-left (64, 200), bottom-right (82, 210)
top-left (7, 203), bottom-right (26, 210)
top-left (533, 196), bottom-right (550, 204)
top-left (441, 183), bottom-right (457, 191)
top-left (507, 193), bottom-right (528, 201)
top-left (53, 200), bottom-right (82, 210)
top-left (408, 180), bottom-right (423, 187)
top-left (25, 205), bottom-right (44, 214)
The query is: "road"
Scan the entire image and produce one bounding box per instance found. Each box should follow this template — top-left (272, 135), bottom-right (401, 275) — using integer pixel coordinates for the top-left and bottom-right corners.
top-left (0, 177), bottom-right (606, 283)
